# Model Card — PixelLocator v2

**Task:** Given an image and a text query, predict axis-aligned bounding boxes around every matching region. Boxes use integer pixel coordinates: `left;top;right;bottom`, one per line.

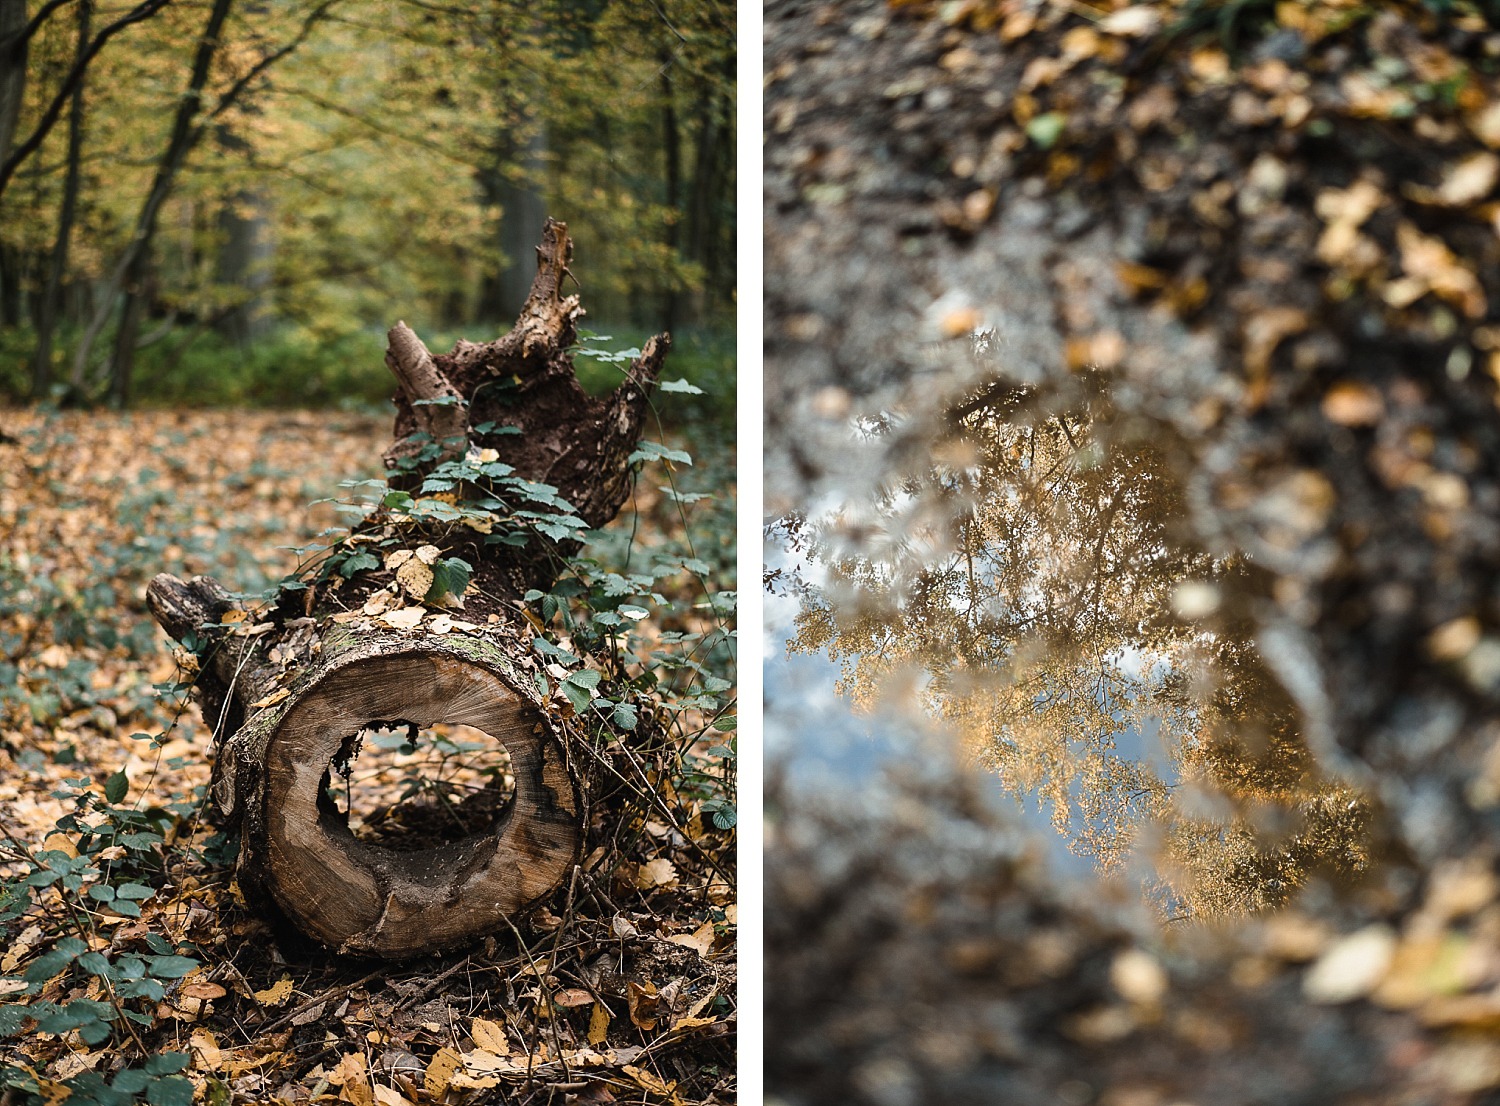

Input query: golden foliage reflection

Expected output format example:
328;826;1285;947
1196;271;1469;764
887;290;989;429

787;377;1371;920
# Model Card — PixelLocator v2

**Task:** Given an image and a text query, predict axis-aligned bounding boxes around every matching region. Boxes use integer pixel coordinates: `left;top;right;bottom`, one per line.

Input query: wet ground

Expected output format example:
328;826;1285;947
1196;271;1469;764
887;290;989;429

766;1;1500;1102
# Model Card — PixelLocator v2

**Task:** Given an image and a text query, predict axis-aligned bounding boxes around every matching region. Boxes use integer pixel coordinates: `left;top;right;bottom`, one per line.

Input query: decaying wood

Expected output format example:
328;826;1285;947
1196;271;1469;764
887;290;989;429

146;219;666;958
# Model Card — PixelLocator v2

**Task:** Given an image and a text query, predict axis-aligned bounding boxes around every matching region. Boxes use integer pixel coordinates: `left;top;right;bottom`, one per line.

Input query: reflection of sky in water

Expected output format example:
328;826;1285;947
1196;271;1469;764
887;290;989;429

767;385;1373;920
765;538;1097;878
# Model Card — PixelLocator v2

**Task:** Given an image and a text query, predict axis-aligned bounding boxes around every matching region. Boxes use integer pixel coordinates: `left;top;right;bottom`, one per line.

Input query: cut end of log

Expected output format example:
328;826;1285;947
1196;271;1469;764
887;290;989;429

237;638;581;958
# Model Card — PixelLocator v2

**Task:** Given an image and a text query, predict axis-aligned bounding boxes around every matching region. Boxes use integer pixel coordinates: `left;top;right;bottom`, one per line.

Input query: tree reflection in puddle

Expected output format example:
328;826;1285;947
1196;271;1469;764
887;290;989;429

782;373;1373;921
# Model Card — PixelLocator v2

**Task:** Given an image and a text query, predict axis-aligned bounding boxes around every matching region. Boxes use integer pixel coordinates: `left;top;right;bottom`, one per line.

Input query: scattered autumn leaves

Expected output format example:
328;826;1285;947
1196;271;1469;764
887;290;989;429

0;409;734;1105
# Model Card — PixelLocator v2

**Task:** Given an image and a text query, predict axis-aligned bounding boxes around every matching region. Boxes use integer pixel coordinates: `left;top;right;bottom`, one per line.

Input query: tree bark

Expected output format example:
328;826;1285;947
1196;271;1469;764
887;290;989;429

0;0;29;167
146;220;669;958
33;0;91;398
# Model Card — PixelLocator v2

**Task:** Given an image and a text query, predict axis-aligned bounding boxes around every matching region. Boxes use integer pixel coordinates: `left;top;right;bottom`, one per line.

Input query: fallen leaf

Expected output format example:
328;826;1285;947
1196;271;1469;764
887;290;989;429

1321;381;1385;427
1099;6;1160;36
1437;152;1500;207
627;981;661;1031
1110;949;1168;1005
1304;925;1397;1004
395;558;434;601
637;858;678;891
425;1048;461;1097
1430;617;1482;661
1396;222;1487;319
190;1028;222;1070
665;922;717;958
253;976;295;1006
554;988;594;1008
471;1016;509;1055
249;687;290;709
378;606;426;630
622;1064;678;1098
588;1002;610;1045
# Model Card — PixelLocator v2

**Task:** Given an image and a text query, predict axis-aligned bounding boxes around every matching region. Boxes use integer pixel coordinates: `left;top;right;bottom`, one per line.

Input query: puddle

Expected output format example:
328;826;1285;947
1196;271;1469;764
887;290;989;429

773;374;1377;921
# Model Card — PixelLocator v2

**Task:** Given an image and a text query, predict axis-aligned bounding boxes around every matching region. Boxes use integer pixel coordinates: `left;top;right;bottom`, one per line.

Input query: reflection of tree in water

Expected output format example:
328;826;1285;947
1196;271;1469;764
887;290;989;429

788;376;1370;919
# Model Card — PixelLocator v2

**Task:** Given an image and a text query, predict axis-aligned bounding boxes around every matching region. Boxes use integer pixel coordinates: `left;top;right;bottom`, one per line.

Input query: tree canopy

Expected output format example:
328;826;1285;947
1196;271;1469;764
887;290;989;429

0;0;734;405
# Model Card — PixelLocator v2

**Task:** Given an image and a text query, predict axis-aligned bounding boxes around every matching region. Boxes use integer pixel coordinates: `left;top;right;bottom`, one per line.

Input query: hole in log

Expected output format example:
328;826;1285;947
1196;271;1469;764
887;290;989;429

323;722;517;850
255;644;582;957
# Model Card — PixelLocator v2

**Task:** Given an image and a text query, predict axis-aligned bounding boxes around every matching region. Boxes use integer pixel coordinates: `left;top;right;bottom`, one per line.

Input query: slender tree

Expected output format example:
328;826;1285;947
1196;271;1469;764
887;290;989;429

31;0;90;398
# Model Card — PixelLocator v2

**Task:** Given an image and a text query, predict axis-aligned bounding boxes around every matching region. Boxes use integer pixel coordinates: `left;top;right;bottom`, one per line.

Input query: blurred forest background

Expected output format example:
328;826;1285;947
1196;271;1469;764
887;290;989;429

0;0;735;409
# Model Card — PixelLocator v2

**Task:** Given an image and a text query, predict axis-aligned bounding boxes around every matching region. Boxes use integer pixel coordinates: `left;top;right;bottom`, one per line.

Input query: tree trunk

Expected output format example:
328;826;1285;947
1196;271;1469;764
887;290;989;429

34;0;91;399
0;0;28;167
659;47;681;335
146;220;669;958
71;0;235;399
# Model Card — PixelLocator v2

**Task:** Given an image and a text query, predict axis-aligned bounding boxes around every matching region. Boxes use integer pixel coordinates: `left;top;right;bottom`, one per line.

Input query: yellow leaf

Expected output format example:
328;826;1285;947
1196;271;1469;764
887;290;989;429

253;976;295;1006
627;980;660;1030
424;1048;461;1097
395;558;434;600
623;1064;678;1097
249;688;290;709
378;606;426;630
1321;382;1384;427
588;1002;610;1045
669;1015;718;1033
665;921;716;957
40;833;77;858
636;858;678;891
190;1028;222;1070
471;1016;509;1055
219;609;248;624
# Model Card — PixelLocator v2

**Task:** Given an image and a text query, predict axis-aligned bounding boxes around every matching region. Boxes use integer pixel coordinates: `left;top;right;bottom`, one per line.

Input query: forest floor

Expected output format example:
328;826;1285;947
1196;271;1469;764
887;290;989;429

0;408;735;1106
766;1;1500;1104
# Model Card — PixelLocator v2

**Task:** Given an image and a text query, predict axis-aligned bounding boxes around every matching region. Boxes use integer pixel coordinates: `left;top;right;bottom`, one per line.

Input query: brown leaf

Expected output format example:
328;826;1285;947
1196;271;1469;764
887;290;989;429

1437;152;1500;207
627;981;661;1031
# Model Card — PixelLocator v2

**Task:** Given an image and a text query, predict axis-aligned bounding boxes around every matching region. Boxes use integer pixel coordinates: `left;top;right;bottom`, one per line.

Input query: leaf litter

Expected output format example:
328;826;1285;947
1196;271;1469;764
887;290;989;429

0;408;734;1105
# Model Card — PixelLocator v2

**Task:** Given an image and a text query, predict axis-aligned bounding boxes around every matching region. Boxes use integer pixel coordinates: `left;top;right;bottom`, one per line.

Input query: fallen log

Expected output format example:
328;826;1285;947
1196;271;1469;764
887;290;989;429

147;219;667;957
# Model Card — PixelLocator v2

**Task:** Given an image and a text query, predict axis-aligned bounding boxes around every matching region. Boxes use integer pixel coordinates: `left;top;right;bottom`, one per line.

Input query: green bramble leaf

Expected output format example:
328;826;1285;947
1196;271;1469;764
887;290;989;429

628;440;693;466
659;378;704;395
427;557;473;602
104;770;127;805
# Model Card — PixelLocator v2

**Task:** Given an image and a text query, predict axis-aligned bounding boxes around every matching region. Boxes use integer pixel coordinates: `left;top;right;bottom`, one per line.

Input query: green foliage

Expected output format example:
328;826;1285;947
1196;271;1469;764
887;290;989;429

0;0;735;404
0;769;201;1105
